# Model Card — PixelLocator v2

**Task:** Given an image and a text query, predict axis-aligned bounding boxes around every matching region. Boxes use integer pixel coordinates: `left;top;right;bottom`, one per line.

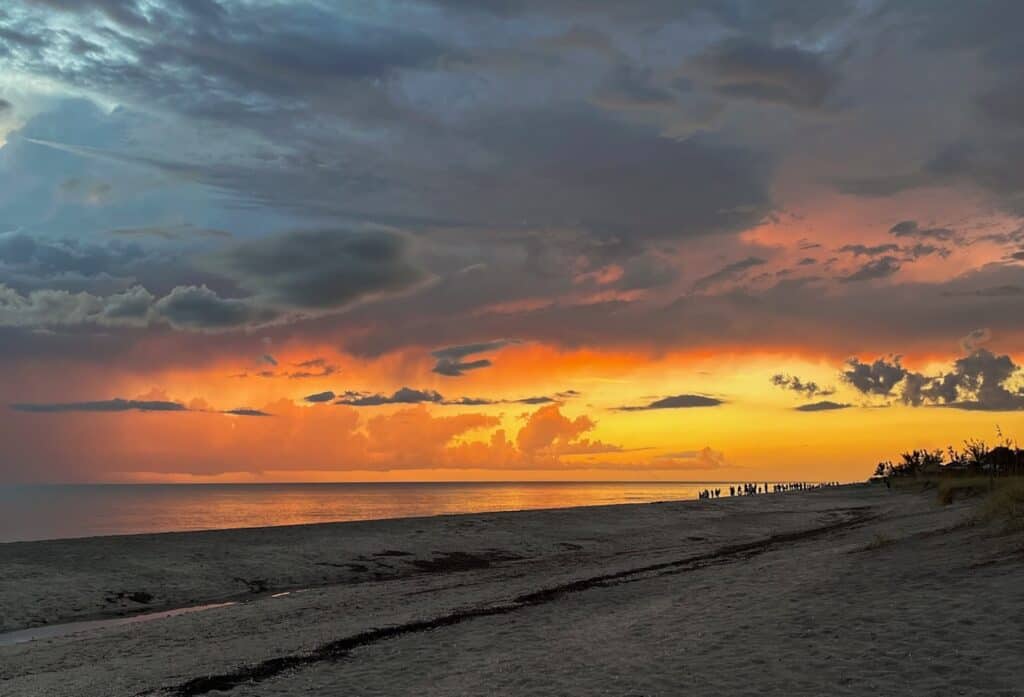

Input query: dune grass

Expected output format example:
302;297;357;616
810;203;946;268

976;479;1024;532
935;477;997;505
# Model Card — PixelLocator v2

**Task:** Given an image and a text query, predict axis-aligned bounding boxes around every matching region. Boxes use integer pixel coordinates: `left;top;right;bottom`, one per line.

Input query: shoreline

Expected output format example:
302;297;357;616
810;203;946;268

3;484;1022;696
0;485;859;636
0;484;857;633
0;479;837;545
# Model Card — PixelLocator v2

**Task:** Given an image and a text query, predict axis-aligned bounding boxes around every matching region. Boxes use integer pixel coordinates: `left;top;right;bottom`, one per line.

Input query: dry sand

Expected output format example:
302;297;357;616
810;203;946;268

1;484;1022;696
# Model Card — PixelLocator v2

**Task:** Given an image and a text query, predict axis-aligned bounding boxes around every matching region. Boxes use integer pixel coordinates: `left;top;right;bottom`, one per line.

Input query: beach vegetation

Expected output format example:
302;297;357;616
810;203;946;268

869;427;1024;527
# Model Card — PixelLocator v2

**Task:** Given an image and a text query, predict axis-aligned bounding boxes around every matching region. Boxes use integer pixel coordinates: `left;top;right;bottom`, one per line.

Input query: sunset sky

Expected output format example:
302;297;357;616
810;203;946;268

2;0;1024;483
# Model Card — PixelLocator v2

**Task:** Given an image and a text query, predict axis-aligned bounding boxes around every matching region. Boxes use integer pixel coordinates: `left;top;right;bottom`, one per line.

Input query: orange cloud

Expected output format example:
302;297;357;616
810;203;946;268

0;400;628;481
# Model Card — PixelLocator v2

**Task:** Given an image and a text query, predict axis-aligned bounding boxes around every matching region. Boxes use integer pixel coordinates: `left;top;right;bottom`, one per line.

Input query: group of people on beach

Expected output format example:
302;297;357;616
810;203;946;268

697;481;841;500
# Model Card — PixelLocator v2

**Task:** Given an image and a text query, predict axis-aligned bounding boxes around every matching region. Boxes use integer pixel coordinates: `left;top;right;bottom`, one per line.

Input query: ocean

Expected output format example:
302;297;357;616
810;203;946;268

0;481;747;542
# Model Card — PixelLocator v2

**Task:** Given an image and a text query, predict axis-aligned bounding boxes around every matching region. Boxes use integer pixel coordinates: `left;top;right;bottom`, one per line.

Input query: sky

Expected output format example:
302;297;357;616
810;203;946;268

2;0;1024;484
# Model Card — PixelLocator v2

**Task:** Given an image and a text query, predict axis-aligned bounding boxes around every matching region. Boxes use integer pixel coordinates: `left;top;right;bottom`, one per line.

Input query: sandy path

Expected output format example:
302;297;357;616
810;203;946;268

2;485;1022;696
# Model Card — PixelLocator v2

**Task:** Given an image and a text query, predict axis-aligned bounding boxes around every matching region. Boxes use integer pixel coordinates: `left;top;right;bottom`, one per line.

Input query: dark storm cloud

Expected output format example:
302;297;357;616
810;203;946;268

691;257;766;293
30;0;180;28
334;386;577;407
880;0;1024;62
303;391;336;403
10;398;186;413
839;142;1024;217
691;39;840;110
888;221;956;242
107;224;232;241
931;349;1024;411
0;284;155;328
960;328;991;353
842;348;1024;411
287;358;339;379
594;64;677;110
840;257;901;283
151;285;276;331
17;2;455;99
618;394;724;411
427;0;858;31
205;229;428;311
904;243;951;260
3;0;1024;373
794;400;849;412
830;3;1024;216
432;358;491;376
0;232;148;283
0;99;12;114
223;407;272;417
976;82;1024;129
837;243;899;257
514;396;555;405
941;285;1024;298
336;387;445;406
442;396;495;406
770;374;834;398
842;357;908;396
445;108;775;241
430;339;518;377
0;3;779;275
9;396;277;416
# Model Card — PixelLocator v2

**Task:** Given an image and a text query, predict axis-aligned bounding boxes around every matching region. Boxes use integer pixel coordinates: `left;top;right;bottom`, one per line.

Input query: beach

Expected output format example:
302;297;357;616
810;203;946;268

1;484;1022;696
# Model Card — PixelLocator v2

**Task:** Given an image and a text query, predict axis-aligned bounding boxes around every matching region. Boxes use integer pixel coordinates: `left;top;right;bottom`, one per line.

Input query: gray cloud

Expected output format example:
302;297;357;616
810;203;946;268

0;232;148;283
933;349;1024;411
770;373;834;398
303;390;336;403
941;284;1024;298
0;227;432;332
842;357;907;396
334;386;577;407
431;339;518;377
151;285;277;331
0;284;152;328
691;256;766;293
205;228;429;312
593;64;677;111
888;220;957;242
9;396;274;417
107;225;232;241
904;243;951;260
2;0;1024;381
223;408;272;417
794;400;850;412
840;257;901;283
691;39;840;110
844;349;1024;411
960;328;991;353
838;243;900;257
287;358;339;379
336;387;445;407
10;398;186;413
618;394;724;411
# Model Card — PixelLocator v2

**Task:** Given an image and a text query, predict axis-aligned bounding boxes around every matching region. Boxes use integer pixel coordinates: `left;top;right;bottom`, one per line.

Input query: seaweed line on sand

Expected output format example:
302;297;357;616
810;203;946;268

141;509;875;697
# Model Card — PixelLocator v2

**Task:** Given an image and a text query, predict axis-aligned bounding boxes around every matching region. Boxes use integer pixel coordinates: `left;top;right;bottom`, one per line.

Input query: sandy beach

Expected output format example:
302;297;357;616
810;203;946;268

1;484;1022;696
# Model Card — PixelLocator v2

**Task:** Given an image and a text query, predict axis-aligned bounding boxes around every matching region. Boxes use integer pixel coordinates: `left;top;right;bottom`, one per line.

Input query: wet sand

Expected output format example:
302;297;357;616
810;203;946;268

1;485;1022;696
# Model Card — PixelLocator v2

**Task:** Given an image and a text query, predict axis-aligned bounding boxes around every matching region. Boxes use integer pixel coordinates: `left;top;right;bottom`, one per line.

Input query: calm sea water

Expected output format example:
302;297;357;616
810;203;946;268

0;482;745;543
